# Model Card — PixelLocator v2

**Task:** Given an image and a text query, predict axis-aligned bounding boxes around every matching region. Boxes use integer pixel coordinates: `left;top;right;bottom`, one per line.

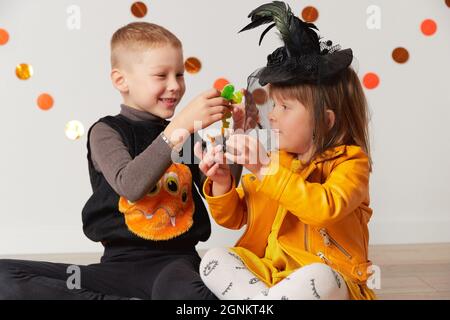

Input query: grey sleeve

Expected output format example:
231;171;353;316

89;122;173;202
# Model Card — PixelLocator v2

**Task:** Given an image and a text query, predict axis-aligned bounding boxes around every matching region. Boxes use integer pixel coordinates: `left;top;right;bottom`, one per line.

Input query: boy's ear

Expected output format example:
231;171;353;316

326;109;336;130
111;69;128;93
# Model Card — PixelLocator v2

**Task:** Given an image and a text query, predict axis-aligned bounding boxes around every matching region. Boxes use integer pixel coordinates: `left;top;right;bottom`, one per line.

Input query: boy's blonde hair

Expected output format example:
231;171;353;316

110;22;182;68
269;67;372;170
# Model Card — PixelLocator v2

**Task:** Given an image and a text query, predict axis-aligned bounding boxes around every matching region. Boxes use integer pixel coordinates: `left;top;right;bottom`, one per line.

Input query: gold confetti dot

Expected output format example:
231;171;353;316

392;47;409;64
302;6;319;22
185;57;202;74
15;63;33;80
131;2;147;18
65;120;85;140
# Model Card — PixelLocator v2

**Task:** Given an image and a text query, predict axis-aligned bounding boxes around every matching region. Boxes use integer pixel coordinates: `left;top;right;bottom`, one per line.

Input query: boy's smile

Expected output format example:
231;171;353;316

159;97;178;109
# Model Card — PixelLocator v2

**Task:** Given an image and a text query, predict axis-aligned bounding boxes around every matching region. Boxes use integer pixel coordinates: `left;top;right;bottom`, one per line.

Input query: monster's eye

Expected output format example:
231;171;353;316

181;186;188;204
164;173;179;195
148;180;162;196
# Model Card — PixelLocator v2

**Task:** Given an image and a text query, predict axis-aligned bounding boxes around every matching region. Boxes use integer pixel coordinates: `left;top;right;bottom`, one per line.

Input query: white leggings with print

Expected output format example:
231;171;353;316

200;248;349;300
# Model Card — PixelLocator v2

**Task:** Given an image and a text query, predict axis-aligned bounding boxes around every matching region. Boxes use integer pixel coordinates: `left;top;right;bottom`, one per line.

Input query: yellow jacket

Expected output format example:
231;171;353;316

203;145;376;300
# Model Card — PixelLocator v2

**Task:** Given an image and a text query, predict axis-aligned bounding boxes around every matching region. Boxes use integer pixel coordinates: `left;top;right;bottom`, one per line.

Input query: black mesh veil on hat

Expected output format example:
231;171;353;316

239;1;354;131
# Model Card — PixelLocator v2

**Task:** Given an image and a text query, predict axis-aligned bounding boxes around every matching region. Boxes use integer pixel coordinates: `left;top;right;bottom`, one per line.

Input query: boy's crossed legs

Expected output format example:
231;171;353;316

0;252;216;300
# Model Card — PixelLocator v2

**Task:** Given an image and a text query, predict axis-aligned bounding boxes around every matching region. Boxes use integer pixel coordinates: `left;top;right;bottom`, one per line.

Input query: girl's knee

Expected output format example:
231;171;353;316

304;263;349;300
288;263;349;300
199;248;226;280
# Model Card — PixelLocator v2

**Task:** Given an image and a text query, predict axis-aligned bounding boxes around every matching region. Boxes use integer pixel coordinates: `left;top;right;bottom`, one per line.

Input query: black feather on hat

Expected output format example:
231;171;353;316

239;1;353;86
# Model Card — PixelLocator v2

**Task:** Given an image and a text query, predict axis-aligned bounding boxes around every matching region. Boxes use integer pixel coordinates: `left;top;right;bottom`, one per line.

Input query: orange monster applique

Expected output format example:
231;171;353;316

118;163;195;241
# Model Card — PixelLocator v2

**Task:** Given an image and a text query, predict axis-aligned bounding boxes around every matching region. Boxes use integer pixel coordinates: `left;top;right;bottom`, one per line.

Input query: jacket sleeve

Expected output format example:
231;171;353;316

202;176;248;230
257;150;370;227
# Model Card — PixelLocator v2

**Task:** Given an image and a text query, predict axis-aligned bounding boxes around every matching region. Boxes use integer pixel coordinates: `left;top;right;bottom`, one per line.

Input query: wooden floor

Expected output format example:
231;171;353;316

368;243;450;300
1;243;449;300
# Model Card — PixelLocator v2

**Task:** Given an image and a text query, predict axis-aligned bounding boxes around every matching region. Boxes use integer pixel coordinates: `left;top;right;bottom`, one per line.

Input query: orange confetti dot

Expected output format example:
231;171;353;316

185;57;202;74
37;93;54;111
131;2;147;18
213;78;230;91
421;19;437;36
392;47;409;64
363;73;379;90
0;28;9;45
302;6;319;22
446;0;450;8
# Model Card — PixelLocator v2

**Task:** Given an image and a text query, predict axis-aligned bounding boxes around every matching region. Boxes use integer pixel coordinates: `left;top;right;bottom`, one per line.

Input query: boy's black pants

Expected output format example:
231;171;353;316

0;246;217;300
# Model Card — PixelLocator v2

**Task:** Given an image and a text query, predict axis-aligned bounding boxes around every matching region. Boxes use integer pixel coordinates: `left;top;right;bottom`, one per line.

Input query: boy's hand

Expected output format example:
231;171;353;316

224;134;270;181
165;89;230;136
194;141;232;196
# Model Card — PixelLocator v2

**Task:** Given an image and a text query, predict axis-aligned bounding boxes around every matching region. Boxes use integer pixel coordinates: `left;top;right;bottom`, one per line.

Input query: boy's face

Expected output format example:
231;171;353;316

118;45;186;119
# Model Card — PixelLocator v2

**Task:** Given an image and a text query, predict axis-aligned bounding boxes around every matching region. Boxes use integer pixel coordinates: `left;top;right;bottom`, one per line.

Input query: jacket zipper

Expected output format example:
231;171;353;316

319;228;352;259
317;251;332;264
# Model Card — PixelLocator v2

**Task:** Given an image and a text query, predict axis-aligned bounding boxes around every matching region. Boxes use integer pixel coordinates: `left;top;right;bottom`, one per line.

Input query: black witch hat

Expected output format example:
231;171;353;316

239;1;353;86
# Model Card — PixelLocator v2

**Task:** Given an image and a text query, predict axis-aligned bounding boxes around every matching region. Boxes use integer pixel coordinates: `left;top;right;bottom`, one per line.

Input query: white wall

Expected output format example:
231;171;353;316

0;0;449;254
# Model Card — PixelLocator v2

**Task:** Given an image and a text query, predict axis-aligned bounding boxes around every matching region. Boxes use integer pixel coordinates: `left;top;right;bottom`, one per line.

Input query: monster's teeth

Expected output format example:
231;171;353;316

145;214;154;220
170;216;176;227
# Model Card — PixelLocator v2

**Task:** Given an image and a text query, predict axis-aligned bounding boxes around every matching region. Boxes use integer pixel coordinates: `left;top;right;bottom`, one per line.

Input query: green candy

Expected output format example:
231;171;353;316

221;84;235;100
221;84;243;104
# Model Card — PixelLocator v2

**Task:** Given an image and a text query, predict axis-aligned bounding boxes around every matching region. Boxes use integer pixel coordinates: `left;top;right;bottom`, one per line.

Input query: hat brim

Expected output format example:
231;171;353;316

258;48;353;86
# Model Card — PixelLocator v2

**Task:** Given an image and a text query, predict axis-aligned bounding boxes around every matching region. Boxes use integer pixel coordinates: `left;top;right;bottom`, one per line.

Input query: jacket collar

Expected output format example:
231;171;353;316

276;145;347;172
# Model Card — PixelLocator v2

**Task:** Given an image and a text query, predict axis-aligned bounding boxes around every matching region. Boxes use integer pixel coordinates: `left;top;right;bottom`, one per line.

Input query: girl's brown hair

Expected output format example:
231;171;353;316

269;67;372;170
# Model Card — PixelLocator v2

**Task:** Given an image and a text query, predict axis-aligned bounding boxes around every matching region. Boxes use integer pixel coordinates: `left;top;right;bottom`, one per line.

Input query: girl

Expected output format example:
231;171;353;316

194;1;376;300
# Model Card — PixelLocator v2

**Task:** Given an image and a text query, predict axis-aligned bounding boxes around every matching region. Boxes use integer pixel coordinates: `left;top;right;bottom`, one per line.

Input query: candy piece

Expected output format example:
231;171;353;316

232;91;243;104
219;83;242;153
224;110;232;119
221;84;235;100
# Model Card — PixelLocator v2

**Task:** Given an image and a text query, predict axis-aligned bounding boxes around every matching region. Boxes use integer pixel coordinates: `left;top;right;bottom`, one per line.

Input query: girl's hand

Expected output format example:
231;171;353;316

231;89;260;132
231;89;246;131
194;141;232;195
231;102;245;132
224;134;270;181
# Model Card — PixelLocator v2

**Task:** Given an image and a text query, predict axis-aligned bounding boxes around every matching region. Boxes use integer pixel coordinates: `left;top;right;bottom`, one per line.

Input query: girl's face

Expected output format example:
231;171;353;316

268;96;315;157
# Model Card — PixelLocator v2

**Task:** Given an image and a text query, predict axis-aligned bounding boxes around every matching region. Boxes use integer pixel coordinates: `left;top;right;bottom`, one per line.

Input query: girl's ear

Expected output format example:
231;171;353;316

111;69;128;93
326;109;336;130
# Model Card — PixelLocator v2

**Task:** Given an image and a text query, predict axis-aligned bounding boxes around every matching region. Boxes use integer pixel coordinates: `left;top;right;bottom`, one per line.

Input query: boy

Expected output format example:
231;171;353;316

0;22;240;300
